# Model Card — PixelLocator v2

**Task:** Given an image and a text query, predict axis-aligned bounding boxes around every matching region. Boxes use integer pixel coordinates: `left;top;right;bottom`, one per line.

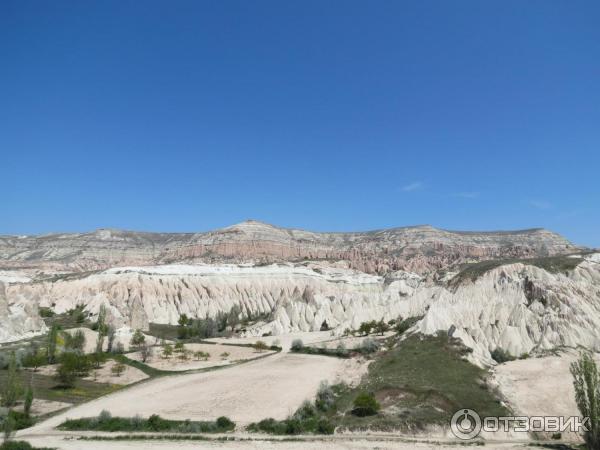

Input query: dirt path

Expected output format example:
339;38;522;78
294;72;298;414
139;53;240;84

17;432;550;450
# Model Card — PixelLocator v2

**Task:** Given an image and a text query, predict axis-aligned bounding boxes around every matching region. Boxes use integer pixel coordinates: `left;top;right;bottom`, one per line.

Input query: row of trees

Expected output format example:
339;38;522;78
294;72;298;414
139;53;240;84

176;305;244;339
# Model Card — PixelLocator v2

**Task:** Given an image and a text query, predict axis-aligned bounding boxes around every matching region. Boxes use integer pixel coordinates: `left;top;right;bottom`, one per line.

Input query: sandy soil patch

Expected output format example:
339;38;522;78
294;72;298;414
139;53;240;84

128;343;273;371
24;351;347;435
85;359;148;385
494;350;600;441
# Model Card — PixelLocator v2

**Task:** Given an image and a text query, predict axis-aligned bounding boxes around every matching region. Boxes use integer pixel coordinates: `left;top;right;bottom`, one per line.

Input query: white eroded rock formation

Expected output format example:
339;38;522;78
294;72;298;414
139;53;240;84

3;254;600;367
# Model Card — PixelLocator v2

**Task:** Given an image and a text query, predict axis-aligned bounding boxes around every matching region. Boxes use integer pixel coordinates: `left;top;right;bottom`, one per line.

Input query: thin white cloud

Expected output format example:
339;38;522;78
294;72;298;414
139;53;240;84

452;192;480;199
530;200;553;210
401;181;425;192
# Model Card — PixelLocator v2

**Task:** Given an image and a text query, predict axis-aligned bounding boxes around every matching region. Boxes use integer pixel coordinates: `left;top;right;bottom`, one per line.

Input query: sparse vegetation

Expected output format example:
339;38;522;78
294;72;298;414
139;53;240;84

59;411;235;433
451;254;584;286
491;348;515;364
328;333;508;431
253;341;268;353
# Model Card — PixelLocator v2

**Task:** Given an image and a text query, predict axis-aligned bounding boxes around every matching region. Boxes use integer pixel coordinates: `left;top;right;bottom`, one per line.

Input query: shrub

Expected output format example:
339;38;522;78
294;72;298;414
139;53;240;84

215;416;235;431
147;414;169;431
111;362;126;377
0;441;41;450
254;341;268;353
38;307;55;318
316;418;335;434
316;381;335;412
335;342;348;357
351;392;380;417
98;410;112;422
290;339;304;352
490;348;515;364
359;338;379;354
294;401;317;420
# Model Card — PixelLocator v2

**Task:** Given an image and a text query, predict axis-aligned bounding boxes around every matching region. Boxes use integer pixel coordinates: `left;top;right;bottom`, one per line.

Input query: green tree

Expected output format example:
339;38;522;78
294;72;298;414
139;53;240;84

571;352;600;450
357;321;374;336
111;362;126;377
373;320;390;336
55;352;89;388
130;329;146;350
23;387;33;418
162;344;173;359
106;325;116;353
47;325;59;364
64;329;86;352
254;341;268;353
0;353;22;407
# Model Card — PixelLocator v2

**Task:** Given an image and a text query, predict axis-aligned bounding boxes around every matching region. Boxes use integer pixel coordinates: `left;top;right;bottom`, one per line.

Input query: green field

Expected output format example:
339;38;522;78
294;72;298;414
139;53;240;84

0;370;121;405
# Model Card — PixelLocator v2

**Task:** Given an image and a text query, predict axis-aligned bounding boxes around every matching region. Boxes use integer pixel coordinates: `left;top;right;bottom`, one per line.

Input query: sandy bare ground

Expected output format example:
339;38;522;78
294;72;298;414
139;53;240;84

23;351;346;438
494;350;600;441
128;343;274;371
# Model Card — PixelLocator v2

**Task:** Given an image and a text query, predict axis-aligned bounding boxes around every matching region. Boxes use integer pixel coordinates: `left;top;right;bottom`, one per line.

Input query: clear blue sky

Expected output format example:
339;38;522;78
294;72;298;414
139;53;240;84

1;1;599;247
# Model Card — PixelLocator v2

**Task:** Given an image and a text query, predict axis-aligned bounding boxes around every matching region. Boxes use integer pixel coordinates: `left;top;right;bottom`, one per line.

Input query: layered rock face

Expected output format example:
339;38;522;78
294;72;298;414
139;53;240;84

417;254;600;364
0;221;576;275
6;264;426;336
4;254;600;367
0;282;46;343
2;221;595;365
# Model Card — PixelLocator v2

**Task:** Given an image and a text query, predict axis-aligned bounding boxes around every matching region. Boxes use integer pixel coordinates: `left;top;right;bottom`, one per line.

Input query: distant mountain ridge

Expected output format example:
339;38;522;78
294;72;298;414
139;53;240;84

0;220;578;275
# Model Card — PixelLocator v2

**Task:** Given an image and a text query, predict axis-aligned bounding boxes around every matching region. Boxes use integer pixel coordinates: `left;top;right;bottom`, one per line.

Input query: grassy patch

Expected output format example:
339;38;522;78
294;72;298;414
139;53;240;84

0;370;121;405
328;333;508;431
59;412;235;433
450;254;584;286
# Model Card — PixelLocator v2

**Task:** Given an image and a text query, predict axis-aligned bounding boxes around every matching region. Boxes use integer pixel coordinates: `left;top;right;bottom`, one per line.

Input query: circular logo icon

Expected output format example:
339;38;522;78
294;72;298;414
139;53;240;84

450;409;482;440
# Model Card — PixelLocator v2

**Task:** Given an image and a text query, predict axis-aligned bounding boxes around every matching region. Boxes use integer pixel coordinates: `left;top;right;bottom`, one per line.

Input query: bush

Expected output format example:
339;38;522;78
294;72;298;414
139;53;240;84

490;348;515;364
0;442;47;450
254;341;268;353
59;413;234;434
215;416;235;431
294;401;317;420
5;410;34;431
351;392;380;417
335;342;348;357
316;418;335;434
290;339;304;352
316;381;335;412
359;338;379;354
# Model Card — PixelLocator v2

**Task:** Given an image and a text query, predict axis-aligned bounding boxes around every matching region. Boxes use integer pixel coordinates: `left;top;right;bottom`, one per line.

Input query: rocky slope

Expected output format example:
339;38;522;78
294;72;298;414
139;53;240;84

2;221;595;365
0;220;576;275
4;254;600;368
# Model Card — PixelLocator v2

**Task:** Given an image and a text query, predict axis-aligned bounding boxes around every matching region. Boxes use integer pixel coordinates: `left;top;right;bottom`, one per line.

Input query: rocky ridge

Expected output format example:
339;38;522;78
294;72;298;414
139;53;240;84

0;220;576;275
